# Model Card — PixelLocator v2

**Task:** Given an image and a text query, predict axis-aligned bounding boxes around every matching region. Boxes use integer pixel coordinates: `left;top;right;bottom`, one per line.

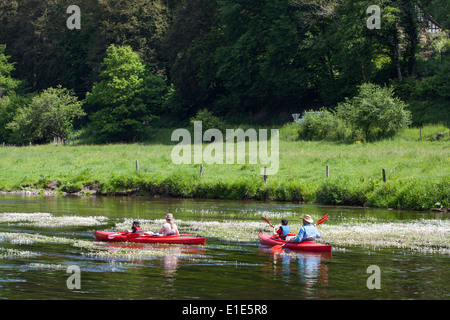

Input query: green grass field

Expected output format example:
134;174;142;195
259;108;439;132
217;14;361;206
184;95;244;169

0;125;449;211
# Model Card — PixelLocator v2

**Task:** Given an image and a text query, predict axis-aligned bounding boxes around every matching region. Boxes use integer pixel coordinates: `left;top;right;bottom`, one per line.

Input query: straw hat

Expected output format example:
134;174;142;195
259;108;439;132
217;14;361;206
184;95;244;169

302;214;313;224
165;213;174;220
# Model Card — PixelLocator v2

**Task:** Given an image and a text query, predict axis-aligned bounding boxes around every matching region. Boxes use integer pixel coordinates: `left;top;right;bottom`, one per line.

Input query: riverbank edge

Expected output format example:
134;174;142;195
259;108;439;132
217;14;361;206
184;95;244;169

1;176;448;213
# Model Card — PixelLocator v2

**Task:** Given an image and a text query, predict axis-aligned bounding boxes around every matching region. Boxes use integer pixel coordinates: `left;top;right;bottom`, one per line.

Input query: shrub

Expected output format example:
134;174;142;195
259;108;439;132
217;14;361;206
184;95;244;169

190;108;227;132
336;83;411;141
297;108;349;141
7;86;85;144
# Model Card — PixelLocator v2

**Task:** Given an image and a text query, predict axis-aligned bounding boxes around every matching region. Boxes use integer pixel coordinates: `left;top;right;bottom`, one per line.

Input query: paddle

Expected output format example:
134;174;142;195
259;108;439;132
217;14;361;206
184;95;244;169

270;214;329;253
260;216;275;229
315;213;328;226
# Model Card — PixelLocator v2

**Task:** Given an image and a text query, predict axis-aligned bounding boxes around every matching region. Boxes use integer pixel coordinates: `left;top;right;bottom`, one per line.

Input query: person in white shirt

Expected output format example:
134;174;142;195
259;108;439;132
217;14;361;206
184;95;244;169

159;213;179;236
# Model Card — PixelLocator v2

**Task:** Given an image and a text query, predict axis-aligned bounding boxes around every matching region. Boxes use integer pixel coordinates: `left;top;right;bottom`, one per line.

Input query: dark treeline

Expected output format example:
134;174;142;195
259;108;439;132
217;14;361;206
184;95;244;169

0;0;449;143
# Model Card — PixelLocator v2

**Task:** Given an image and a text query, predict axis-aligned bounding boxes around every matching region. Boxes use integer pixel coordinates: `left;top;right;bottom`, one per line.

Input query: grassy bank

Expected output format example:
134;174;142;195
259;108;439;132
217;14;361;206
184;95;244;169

0;125;449;211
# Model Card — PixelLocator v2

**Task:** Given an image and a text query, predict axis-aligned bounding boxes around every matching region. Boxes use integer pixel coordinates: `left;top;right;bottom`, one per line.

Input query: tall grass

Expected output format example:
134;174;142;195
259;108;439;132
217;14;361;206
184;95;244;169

0;125;448;210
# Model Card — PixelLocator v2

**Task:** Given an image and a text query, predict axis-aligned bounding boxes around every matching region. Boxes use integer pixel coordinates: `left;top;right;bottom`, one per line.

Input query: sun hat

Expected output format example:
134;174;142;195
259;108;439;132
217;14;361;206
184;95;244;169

302;214;313;224
165;213;174;220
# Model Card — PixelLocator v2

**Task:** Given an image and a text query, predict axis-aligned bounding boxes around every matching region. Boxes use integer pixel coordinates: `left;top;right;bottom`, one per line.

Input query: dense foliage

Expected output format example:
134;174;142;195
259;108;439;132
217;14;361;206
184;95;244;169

0;0;448;143
85;45;167;142
7;86;85;143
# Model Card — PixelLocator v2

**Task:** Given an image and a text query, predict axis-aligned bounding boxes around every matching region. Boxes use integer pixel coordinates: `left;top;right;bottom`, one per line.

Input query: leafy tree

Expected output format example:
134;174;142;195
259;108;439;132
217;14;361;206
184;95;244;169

336;83;411;141
162;0;221;117
0;44;22;96
0;44;26;143
7;86;85;143
214;0;307;118
85;45;167;142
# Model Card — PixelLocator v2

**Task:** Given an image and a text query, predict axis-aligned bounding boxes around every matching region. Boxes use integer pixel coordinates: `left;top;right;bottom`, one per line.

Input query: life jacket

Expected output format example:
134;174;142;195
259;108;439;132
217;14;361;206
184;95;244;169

133;226;143;233
280;225;290;236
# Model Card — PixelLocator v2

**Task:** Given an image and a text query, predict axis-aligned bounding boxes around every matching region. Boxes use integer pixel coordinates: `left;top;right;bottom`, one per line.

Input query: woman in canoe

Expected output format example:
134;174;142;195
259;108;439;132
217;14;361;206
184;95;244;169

159;213;179;236
293;215;321;242
273;218;290;240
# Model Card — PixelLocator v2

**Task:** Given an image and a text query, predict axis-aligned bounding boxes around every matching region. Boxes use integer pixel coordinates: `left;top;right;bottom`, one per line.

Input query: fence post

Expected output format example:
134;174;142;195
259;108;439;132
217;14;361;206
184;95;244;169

420;127;422;140
200;163;203;178
326;165;329;178
136;160;139;171
382;168;386;182
264;166;267;185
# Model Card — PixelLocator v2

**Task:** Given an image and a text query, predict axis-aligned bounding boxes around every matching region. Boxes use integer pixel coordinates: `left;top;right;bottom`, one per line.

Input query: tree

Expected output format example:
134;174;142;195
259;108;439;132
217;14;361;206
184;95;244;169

7;86;85;143
214;0;307;118
0;43;26;143
0;44;22;96
85;45;167;142
336;83;411;141
162;0;222;117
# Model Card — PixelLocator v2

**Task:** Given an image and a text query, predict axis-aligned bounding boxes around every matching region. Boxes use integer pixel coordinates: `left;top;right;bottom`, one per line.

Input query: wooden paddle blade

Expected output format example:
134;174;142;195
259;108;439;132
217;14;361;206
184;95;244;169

315;214;328;226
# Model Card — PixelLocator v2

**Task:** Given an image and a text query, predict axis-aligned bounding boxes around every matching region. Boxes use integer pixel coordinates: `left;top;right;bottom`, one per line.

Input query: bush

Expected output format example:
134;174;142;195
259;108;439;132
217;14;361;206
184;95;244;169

7;86;85;144
297;108;349;141
336;83;411;141
190;108;227;132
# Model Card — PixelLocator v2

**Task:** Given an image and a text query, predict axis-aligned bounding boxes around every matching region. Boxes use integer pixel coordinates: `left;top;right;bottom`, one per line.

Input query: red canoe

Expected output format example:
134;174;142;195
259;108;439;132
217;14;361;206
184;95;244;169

258;233;332;252
94;230;206;245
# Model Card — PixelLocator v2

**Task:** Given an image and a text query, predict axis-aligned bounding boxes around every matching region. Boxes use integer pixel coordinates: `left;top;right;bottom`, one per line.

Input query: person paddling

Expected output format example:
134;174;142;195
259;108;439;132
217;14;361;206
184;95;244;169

273;218;290;240
159;213;179;236
293;215;321;242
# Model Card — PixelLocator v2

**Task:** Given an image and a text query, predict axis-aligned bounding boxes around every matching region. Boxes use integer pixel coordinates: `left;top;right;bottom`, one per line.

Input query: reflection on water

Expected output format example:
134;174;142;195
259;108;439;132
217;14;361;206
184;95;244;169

259;246;332;297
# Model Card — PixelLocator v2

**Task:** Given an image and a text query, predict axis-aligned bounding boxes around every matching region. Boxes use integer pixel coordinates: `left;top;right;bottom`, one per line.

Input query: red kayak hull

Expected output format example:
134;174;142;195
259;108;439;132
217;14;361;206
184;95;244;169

94;230;205;245
258;233;332;252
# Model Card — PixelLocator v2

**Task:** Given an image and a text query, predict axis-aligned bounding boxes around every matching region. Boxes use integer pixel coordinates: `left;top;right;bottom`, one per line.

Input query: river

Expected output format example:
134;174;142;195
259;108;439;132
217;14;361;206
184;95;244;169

0;194;448;300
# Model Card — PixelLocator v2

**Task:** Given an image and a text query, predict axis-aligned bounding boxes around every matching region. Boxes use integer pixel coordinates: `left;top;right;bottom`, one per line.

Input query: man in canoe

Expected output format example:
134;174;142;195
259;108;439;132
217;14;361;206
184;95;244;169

293;215;321;243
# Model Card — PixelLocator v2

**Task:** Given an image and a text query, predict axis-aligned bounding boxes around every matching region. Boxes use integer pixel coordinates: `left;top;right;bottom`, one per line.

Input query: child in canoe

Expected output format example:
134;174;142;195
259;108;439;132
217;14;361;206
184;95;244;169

158;213;179;236
128;220;144;234
273;218;291;240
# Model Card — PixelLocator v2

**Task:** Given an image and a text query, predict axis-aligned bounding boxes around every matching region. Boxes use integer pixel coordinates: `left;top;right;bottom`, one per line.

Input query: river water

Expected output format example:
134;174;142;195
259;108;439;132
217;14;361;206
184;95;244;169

0;194;448;300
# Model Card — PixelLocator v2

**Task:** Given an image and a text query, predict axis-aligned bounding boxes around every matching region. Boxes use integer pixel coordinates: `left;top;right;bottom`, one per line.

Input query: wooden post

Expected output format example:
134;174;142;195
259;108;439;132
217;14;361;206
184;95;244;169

326;165;329;178
2;142;5;147
136;160;139;171
29;142;32;147
264;166;267;185
382;168;386;182
200;163;203;178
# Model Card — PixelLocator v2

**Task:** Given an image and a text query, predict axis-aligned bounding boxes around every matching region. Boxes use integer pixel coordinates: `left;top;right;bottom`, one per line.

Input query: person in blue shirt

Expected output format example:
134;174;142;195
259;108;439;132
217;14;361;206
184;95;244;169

294;215;321;242
273;218;290;240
